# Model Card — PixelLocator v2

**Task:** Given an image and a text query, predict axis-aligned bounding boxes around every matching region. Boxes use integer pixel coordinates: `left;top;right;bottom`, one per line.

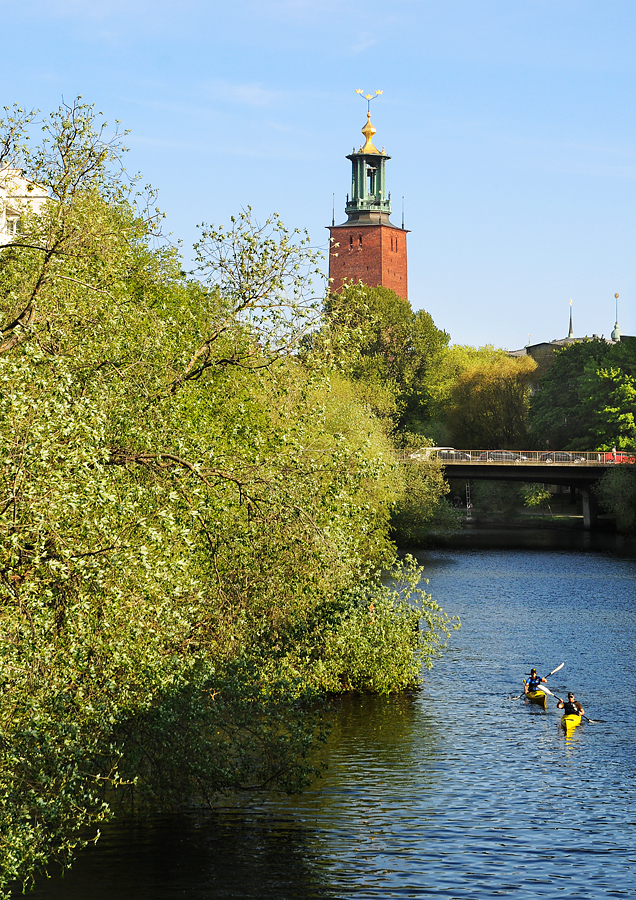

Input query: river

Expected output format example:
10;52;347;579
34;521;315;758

23;536;636;899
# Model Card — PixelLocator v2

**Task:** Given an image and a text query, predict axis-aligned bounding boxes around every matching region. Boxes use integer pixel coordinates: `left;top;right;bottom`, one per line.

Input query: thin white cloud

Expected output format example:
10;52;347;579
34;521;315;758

205;79;283;109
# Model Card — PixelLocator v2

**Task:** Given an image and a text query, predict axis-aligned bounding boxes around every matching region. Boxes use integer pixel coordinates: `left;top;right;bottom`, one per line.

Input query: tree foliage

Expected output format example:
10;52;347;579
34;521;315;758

418;344;514;445
595;452;636;533
529;338;636;451
444;354;537;448
306;283;455;538
0;101;457;895
313;283;449;430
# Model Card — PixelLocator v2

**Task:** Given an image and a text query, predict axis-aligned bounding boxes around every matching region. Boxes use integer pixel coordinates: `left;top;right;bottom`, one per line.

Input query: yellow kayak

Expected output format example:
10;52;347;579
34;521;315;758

525;688;547;709
561;713;582;732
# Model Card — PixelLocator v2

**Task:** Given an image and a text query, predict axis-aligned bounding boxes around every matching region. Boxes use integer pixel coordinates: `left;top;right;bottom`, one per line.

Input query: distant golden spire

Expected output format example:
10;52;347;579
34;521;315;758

355;89;383;154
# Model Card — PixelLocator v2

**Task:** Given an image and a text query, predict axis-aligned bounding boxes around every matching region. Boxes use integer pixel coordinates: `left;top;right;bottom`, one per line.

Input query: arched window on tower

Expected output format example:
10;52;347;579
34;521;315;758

366;164;376;196
358;235;362;249
349;235;353;250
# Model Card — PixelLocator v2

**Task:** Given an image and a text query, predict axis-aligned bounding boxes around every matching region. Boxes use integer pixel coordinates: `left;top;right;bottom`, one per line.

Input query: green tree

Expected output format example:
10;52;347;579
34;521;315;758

314;283;449;431
307;283;454;540
419;344;511;445
528;339;614;449
471;481;523;518
578;357;636;450
388;436;455;543
529;338;636;451
595;459;636;533
445;354;537;448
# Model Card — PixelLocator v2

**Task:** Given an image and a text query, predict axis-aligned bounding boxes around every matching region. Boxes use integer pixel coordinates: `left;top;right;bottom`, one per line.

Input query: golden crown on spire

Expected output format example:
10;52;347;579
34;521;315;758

355;89;383;154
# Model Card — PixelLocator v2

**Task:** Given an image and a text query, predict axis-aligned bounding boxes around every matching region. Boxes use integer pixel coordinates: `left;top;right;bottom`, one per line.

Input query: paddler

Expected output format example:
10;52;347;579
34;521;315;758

557;692;584;717
524;668;547;694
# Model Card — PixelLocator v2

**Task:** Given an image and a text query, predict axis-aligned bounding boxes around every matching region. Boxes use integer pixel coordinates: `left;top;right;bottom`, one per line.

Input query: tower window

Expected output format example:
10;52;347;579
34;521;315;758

366;165;376;196
349;235;353;250
358;235;362;248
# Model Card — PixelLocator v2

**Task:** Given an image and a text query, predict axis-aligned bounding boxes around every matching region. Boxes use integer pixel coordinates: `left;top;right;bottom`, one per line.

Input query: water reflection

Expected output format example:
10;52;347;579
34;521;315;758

426;523;636;556
25;811;340;900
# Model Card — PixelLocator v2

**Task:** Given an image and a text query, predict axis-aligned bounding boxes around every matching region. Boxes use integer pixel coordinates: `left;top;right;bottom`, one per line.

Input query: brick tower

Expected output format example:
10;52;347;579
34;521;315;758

329;103;408;299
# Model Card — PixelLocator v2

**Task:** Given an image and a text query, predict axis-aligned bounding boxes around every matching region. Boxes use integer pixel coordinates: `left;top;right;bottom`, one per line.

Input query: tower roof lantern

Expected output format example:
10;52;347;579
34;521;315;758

341;90;395;224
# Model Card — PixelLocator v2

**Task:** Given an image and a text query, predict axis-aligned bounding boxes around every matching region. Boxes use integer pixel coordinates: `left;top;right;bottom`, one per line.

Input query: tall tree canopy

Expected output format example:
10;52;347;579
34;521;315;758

0;101;456;896
418;344;514;445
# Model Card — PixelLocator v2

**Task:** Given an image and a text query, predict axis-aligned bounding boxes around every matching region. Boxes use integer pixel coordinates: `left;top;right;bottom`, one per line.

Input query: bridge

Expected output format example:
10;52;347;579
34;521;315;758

398;449;633;529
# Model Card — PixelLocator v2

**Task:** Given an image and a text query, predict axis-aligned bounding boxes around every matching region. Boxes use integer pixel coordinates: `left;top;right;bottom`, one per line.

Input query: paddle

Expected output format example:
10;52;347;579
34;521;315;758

508;682;529;701
507;662;565;700
539;685;606;724
524;662;565;678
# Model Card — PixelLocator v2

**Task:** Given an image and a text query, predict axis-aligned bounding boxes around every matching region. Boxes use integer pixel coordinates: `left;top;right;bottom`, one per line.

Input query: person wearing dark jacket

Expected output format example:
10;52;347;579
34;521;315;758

557;692;584;717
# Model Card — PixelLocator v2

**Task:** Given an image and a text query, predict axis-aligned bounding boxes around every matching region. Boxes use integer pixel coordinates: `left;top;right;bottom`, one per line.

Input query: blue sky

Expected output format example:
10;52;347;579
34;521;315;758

4;0;636;347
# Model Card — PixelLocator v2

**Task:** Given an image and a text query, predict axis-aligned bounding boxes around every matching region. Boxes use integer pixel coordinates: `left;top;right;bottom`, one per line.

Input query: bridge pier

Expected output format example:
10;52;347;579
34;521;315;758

579;487;598;530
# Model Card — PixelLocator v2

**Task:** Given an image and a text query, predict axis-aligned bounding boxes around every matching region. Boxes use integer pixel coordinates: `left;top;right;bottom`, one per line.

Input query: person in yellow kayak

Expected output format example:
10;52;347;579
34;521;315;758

557;692;584;717
524;668;547;694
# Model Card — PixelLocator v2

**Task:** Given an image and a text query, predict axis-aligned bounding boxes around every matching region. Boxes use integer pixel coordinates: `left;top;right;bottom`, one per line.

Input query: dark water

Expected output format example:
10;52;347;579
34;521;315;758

24;542;636;899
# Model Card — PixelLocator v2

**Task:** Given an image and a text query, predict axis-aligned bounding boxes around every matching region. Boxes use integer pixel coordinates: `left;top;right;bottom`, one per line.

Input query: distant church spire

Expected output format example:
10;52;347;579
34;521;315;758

611;293;621;342
568;299;574;338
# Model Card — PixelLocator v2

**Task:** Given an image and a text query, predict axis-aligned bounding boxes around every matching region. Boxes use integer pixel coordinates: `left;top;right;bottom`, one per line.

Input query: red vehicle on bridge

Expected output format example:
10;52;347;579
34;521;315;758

600;450;636;464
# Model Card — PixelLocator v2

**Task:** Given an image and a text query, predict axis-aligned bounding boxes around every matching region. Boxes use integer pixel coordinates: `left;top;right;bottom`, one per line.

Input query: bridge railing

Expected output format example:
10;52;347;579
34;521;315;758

395;449;632;466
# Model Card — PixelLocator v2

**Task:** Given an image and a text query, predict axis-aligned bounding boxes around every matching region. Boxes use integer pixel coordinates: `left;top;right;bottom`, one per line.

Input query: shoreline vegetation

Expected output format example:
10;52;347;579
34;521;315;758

2;100;635;896
0;101;457;897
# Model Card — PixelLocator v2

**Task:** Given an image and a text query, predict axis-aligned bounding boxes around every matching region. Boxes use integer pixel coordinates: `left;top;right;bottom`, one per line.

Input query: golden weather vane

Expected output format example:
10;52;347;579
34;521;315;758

355;88;383;113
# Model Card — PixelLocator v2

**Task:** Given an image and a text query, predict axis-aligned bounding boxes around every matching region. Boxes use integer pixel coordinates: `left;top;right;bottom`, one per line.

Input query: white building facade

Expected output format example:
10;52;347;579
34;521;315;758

0;166;49;245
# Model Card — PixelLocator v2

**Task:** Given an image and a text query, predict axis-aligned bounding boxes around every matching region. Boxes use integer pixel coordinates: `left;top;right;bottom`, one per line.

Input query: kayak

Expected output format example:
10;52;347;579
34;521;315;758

525;689;548;710
561;713;582;733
